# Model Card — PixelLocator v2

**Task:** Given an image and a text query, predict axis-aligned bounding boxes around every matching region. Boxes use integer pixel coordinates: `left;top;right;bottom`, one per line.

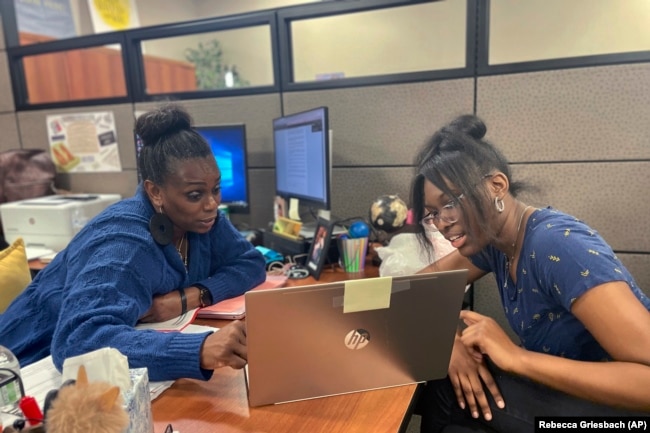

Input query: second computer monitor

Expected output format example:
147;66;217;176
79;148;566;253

195;124;249;214
273;106;330;211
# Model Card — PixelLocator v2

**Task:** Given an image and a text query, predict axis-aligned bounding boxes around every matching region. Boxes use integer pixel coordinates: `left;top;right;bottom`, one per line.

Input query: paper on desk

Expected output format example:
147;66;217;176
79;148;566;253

21;356;171;407
21;325;218;406
25;246;57;261
135;308;199;332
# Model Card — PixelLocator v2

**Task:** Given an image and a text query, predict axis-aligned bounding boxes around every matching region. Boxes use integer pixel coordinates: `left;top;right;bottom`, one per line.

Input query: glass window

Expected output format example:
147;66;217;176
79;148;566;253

141;25;274;94
22;45;127;104
290;0;467;82
13;0;319;46
489;0;650;65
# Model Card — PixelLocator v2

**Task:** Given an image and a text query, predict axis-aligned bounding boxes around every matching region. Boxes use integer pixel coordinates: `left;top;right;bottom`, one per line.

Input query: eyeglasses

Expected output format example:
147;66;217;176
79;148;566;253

420;194;464;230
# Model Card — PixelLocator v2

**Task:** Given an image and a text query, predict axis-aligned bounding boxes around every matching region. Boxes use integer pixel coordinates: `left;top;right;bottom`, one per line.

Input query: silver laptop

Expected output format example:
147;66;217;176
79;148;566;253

244;270;468;407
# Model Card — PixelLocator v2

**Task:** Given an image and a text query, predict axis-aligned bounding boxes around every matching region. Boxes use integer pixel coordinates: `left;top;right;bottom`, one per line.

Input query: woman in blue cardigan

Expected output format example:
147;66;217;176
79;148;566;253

0;103;266;382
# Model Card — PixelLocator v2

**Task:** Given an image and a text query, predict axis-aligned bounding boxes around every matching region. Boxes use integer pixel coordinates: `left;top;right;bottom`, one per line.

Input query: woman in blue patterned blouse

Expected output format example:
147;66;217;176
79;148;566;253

412;114;650;432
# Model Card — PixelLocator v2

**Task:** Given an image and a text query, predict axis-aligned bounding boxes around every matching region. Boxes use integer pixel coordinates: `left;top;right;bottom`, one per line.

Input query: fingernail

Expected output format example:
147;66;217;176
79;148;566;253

472;411;479;419
484;413;492;421
497;400;505;409
459;401;465;409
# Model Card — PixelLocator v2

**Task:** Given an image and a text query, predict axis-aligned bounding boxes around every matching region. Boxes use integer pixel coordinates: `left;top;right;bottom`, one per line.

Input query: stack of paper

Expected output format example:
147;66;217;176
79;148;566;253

197;274;288;319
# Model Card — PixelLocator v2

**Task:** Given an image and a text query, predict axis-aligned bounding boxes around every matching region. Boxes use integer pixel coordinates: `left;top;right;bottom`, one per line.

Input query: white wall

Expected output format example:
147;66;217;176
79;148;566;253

490;0;650;64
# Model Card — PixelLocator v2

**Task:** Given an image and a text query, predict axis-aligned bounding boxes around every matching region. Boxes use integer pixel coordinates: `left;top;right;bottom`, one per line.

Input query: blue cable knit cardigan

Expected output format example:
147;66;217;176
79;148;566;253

0;186;266;381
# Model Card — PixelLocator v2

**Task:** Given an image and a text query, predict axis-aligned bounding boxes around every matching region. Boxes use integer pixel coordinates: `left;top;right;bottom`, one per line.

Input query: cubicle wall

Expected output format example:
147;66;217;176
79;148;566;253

1;2;649;329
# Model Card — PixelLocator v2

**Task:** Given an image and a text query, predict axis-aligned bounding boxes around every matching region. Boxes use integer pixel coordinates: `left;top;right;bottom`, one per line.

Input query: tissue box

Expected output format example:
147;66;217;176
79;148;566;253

124;368;154;433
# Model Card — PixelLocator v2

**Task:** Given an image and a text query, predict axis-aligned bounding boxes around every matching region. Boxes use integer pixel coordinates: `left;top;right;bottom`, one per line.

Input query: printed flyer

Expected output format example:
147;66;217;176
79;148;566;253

47;112;122;173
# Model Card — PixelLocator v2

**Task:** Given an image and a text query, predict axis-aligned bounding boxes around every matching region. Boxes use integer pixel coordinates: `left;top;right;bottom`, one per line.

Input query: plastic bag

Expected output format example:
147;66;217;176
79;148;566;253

376;231;456;277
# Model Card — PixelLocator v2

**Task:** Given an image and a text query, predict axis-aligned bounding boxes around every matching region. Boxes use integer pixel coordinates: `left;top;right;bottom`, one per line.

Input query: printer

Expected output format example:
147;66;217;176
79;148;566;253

0;194;121;251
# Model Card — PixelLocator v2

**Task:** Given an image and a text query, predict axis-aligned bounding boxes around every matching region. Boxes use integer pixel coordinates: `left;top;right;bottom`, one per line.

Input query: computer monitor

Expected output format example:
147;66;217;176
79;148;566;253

195;124;250;214
135;124;250;214
273;106;330;213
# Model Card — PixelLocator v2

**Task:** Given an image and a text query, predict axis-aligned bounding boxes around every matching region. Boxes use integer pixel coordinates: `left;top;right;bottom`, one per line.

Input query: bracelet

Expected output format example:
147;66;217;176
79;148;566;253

179;288;187;315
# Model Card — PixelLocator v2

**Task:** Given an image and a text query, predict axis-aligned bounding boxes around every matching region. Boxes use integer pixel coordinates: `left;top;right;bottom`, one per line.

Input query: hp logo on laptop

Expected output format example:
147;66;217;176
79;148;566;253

345;329;370;350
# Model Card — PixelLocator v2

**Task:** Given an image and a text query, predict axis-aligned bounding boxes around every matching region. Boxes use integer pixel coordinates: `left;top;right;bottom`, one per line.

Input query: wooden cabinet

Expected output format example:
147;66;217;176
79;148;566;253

143;55;197;94
19;33;196;104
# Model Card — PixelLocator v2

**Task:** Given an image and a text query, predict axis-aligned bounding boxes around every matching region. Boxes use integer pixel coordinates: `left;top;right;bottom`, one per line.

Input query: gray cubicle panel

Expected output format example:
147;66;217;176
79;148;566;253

0;53;14;113
477;63;650;163
0;113;20;152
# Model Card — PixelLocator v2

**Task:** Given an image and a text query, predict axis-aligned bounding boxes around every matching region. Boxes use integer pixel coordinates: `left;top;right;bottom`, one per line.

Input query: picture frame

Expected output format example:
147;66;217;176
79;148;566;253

305;217;334;280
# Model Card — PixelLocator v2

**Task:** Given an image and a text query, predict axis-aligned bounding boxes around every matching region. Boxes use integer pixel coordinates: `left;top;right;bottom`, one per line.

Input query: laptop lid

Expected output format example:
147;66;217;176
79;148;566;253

244;270;468;407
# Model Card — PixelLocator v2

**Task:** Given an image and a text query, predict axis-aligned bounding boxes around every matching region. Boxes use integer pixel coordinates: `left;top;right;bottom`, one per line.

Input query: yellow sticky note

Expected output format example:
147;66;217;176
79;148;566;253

343;276;392;313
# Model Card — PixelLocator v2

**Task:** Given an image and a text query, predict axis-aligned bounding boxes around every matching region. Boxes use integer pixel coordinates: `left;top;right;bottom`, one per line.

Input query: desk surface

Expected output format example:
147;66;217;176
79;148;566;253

152;262;419;433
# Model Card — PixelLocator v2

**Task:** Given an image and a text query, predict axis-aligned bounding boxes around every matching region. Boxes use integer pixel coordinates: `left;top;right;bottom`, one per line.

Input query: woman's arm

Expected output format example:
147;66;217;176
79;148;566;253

419;249;497;418
461;281;650;411
417;249;487;284
195;219;266;304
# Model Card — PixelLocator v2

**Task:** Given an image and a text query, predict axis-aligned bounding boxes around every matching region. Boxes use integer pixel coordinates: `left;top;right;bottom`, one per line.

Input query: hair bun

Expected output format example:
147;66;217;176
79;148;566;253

447;114;487;140
135;103;193;146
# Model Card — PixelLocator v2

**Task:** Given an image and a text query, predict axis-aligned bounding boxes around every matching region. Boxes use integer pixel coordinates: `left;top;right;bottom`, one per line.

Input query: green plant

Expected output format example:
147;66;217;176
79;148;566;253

184;39;250;90
184;39;225;90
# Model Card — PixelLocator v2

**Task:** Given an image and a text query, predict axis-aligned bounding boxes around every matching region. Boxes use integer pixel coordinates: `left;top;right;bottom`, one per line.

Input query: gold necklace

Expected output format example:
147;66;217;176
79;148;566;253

176;233;188;269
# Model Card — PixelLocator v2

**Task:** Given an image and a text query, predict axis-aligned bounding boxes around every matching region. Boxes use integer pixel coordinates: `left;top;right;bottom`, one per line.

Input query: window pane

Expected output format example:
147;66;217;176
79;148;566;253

141;26;274;94
23;46;127;104
291;0;466;82
489;0;650;65
13;0;318;46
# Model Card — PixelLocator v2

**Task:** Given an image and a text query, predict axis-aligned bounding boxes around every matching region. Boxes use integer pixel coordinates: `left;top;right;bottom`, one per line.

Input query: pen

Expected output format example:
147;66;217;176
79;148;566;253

19;395;44;426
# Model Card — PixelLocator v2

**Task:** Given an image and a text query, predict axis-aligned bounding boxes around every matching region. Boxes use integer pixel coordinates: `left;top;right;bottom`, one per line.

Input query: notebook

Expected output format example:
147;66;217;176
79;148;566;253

196;274;288;320
244;270;468;407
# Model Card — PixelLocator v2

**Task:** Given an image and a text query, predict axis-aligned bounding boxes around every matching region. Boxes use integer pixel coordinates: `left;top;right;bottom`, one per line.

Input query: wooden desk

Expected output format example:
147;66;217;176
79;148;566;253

152;262;419;433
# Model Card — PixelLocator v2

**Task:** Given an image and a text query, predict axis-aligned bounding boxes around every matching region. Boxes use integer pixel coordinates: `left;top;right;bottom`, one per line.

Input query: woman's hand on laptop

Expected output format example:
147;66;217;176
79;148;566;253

200;320;248;370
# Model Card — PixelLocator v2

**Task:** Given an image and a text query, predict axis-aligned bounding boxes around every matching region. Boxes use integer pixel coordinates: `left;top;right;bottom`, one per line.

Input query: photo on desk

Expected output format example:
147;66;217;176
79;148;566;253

306;217;334;280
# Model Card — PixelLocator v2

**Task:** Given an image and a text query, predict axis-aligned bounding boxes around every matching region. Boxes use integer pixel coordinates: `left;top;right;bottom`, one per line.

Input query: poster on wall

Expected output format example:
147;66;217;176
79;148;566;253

47;112;122;173
14;0;77;40
87;0;141;33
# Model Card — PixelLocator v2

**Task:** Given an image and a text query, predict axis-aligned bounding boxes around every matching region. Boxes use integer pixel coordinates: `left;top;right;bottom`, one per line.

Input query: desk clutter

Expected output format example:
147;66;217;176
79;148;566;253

1;348;153;433
261;217;372;279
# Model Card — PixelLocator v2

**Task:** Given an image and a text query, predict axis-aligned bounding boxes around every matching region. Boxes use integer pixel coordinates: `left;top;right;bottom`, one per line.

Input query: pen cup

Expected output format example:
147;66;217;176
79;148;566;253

337;236;368;273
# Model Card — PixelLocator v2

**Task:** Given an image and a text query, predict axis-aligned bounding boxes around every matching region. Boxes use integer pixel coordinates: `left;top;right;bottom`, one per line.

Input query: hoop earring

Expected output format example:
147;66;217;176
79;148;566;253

494;197;505;213
149;206;173;245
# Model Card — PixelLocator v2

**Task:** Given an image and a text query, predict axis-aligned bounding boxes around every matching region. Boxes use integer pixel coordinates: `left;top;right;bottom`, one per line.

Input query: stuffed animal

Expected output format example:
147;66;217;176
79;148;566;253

2;366;129;433
3;366;129;433
46;365;129;433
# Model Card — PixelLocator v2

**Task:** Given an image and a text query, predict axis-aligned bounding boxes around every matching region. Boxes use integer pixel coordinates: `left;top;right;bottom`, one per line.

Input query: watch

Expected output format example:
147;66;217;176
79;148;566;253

199;287;212;308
